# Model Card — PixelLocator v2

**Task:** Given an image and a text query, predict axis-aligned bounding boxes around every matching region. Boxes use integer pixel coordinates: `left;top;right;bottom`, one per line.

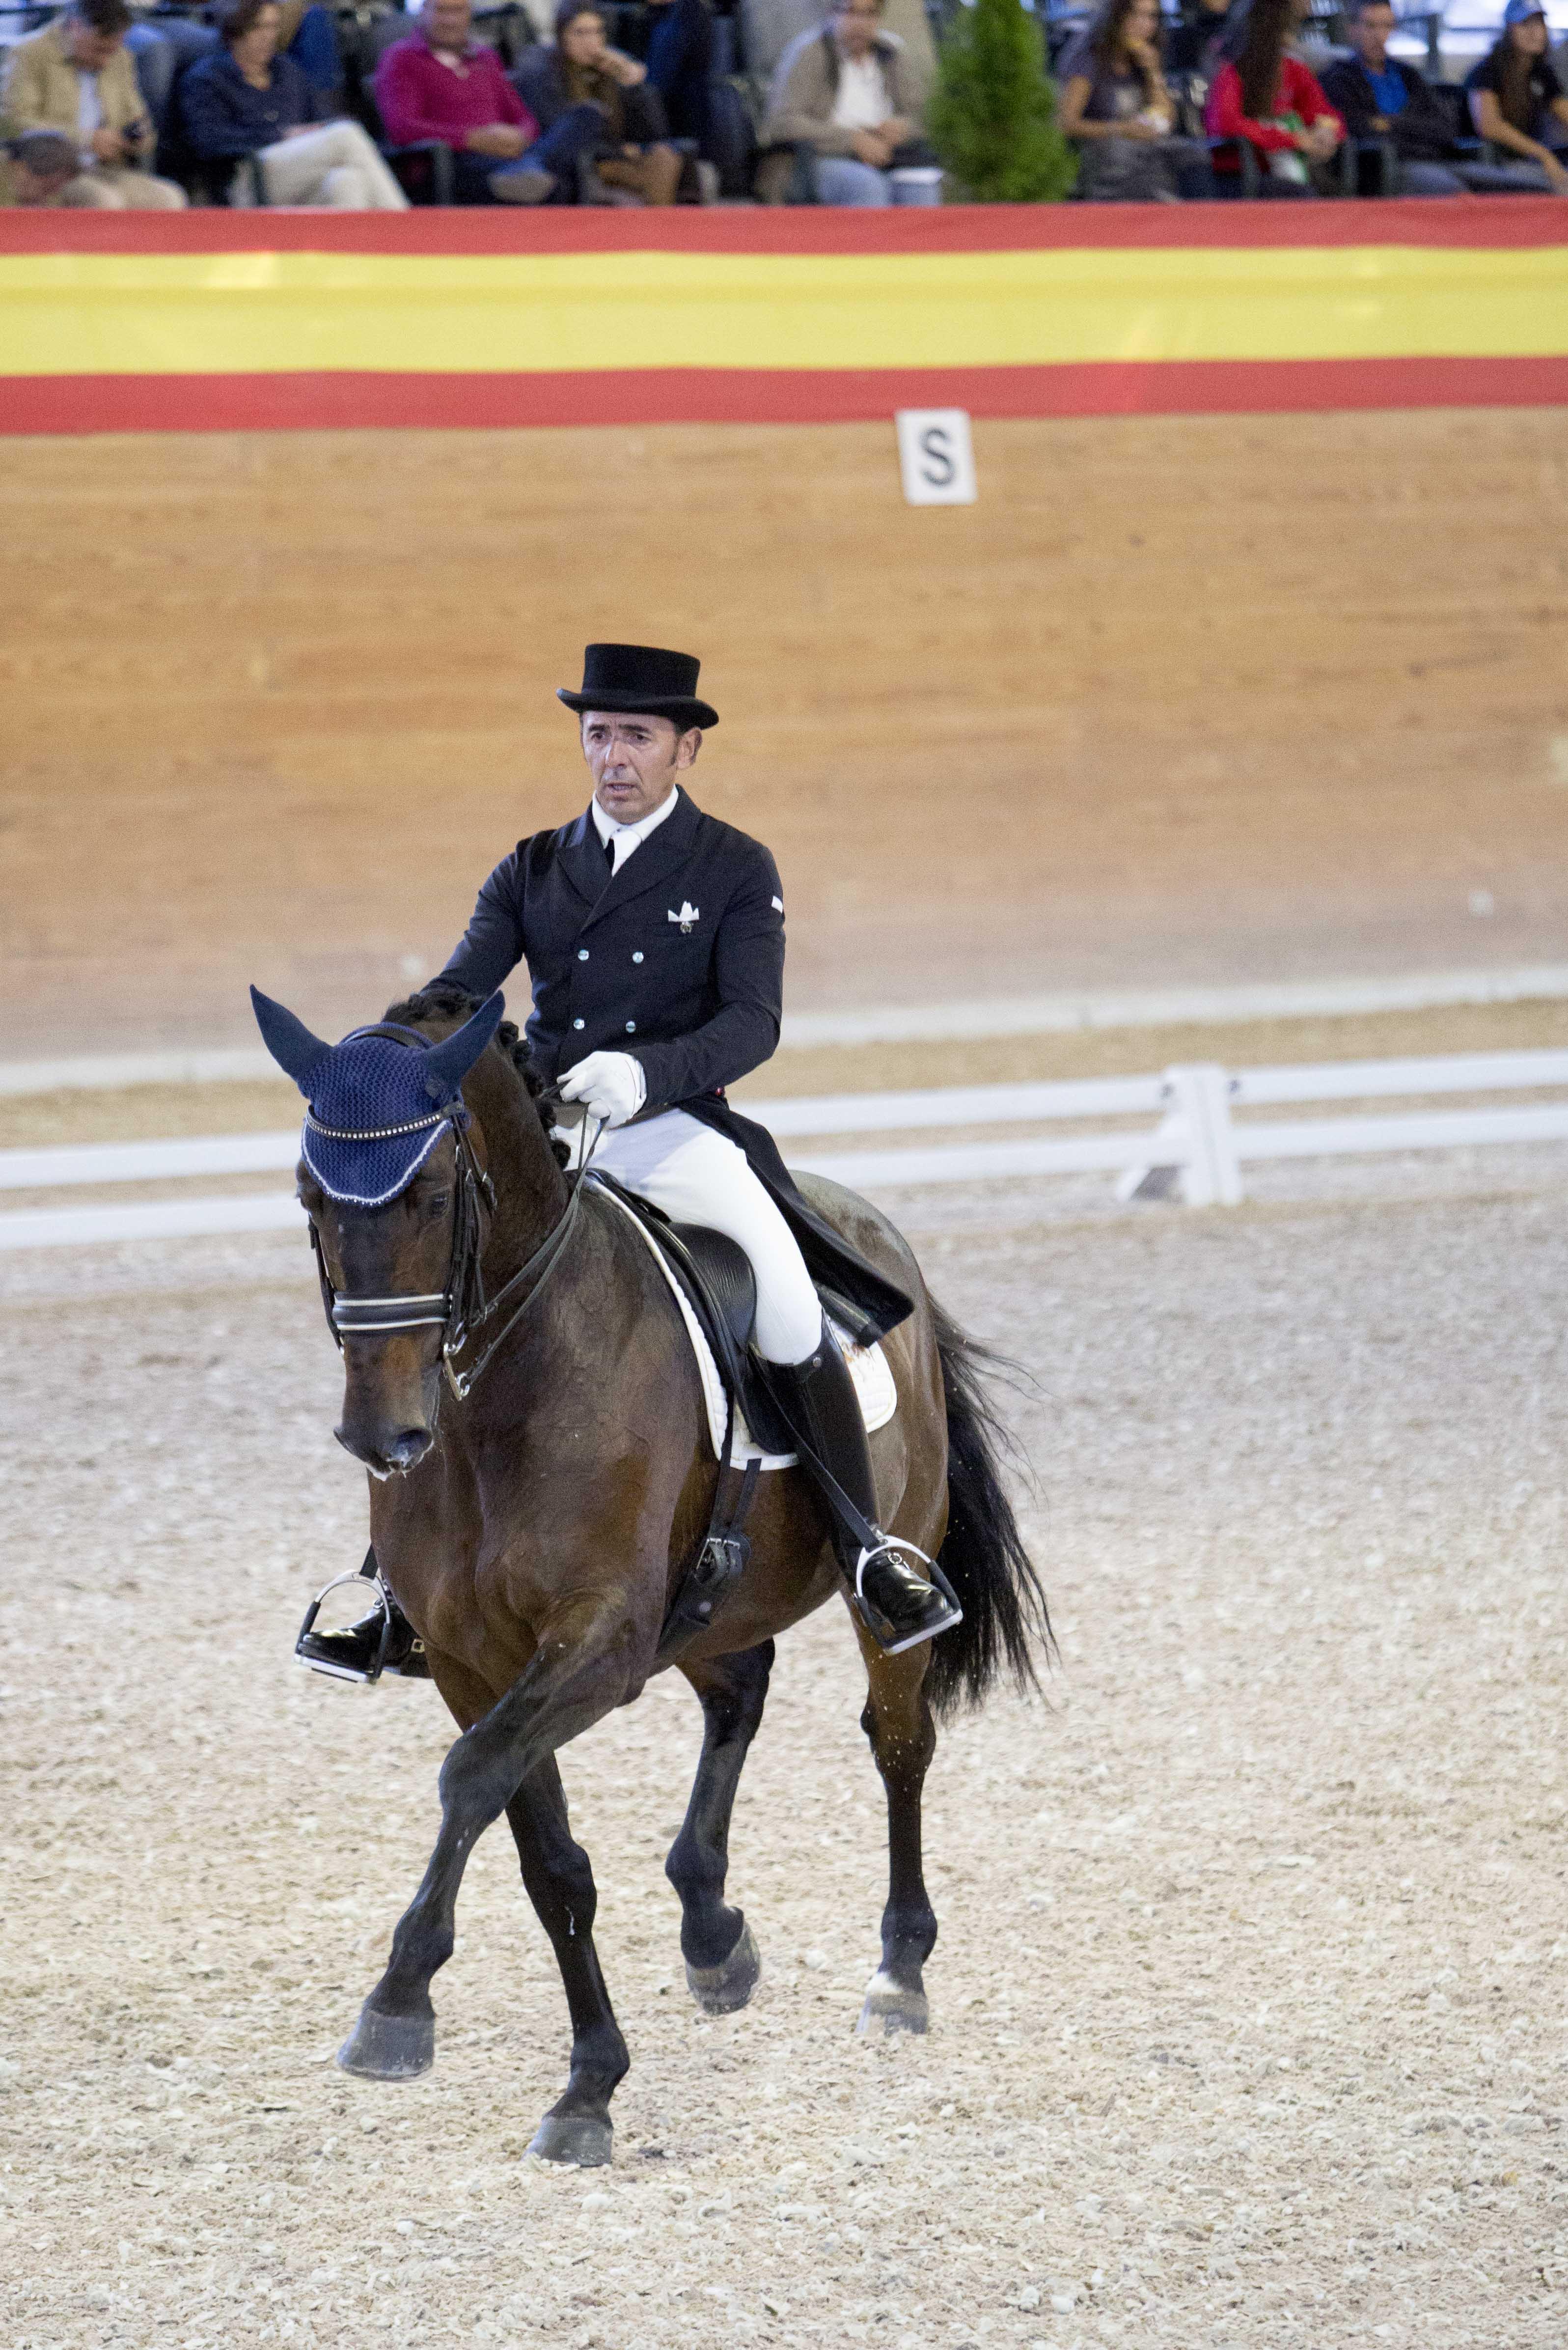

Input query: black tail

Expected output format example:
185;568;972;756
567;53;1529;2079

924;1297;1051;1720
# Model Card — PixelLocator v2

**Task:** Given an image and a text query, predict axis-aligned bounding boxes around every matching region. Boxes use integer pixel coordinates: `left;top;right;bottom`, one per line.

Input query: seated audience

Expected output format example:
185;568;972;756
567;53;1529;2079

763;0;931;205
0;127;80;204
375;0;604;203
264;0;343;101
1167;0;1235;79
0;0;186;208
515;4;692;205
1204;0;1345;193
1465;0;1568;195
642;0;715;150
1058;0;1212;200
182;0;409;207
1322;0;1545;193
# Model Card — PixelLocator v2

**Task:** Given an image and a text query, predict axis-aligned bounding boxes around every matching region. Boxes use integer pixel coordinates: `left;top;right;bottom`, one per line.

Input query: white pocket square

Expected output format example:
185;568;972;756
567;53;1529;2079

669;902;700;933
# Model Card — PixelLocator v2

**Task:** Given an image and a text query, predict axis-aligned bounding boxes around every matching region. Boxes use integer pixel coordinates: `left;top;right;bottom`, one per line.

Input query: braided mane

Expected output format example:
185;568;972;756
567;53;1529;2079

383;980;569;1167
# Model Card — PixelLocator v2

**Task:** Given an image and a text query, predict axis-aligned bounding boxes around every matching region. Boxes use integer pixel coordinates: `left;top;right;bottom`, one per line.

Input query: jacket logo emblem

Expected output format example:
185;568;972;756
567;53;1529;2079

669;902;700;934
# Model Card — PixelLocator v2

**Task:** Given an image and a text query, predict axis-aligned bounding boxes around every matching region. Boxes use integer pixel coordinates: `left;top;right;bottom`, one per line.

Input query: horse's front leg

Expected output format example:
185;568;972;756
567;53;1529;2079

337;1595;642;2086
665;1640;774;2013
503;1757;628;2166
857;1634;938;2035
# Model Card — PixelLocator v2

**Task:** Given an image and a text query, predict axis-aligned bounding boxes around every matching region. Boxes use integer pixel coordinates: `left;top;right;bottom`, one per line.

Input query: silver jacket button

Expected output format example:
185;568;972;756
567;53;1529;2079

573;1017;585;1031
625;1021;636;1033
578;949;589;961
632;951;644;964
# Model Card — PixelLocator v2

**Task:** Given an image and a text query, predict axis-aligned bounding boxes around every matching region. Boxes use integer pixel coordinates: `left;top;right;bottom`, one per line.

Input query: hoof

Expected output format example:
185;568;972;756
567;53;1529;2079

856;1970;929;2037
336;2002;434;2080
527;2112;613;2167
686;1918;761;2016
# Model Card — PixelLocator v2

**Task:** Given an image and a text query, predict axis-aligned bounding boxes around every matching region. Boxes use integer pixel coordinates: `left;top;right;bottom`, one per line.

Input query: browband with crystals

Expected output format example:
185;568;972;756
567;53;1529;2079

305;1109;448;1142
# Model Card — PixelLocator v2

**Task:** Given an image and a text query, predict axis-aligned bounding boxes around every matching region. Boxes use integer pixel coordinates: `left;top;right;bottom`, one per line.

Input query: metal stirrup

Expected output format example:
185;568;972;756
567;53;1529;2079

853;1533;937;1604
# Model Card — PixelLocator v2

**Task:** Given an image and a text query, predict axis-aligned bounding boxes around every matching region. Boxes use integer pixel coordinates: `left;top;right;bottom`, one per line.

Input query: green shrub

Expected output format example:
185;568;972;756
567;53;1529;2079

927;0;1079;203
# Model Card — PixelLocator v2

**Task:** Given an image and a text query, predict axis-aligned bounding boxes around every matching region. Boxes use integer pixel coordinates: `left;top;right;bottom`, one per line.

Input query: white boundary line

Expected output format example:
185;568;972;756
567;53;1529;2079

7;965;1568;1095
9;1048;1568;1249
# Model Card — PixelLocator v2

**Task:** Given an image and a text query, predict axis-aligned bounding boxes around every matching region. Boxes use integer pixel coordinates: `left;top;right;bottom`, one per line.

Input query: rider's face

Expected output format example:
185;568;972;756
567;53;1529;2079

580;711;699;824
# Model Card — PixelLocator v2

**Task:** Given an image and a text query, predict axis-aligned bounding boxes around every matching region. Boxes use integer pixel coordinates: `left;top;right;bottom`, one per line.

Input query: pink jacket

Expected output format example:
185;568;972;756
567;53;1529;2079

1205;56;1345;155
374;32;538;150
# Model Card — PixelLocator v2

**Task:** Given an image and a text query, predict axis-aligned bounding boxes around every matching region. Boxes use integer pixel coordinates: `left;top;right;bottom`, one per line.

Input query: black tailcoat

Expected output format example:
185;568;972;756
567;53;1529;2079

441;788;913;1341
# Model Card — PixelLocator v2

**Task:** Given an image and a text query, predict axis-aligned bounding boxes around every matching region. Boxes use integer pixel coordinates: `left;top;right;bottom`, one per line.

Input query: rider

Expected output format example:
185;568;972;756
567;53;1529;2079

302;642;960;1680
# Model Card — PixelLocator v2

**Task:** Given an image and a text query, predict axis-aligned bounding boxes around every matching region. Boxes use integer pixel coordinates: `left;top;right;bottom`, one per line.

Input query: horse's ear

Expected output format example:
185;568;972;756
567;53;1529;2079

419;990;506;1101
249;985;332;1096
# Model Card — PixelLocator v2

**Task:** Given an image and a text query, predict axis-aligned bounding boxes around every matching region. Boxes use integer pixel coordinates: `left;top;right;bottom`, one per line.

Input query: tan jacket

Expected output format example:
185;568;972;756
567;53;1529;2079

763;27;926;156
0;20;150;150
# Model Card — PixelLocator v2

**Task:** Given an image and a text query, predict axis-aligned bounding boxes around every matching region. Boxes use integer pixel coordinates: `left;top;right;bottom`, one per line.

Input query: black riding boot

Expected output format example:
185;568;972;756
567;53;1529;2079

768;1322;962;1655
295;1547;430;1684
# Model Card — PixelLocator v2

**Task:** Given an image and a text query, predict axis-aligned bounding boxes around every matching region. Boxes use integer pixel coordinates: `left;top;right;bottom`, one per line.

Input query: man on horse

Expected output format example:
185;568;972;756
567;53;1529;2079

303;642;960;1680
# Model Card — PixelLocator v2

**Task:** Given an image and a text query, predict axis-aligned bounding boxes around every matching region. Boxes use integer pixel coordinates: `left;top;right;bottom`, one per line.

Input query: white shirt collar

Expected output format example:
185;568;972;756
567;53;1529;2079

590;783;682;874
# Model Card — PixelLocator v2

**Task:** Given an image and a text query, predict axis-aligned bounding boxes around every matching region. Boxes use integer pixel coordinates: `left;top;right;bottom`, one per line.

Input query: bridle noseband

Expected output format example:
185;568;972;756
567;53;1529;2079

306;1025;596;1403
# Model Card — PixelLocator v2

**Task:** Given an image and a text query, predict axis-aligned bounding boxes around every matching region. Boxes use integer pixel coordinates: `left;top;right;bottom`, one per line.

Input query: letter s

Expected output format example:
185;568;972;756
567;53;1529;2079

918;426;956;488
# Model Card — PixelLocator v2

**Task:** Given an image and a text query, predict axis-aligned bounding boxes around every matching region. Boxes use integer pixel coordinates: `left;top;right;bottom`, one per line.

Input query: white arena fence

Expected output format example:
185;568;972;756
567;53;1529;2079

4;1049;1568;1251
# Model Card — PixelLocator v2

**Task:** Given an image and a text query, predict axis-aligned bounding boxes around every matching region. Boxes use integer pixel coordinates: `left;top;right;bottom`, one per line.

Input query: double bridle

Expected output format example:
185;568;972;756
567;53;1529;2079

306;1026;597;1404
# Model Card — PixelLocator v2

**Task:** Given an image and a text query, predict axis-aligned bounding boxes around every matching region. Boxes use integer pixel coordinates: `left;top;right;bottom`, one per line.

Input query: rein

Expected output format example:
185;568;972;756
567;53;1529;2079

307;1039;601;1403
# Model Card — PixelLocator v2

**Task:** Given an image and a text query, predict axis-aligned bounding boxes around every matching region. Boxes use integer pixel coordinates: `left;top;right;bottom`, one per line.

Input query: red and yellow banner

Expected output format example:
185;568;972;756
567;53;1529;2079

2;200;1565;434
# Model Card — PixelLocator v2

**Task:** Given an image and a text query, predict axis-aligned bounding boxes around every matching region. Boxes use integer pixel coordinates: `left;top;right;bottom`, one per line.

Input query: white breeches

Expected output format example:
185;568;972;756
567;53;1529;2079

587;1109;823;1365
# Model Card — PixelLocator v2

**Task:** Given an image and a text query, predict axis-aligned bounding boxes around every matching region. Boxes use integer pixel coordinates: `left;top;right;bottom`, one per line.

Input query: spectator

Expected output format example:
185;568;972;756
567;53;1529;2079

515;4;691;204
643;0;715;149
0;0;186;208
1204;0;1344;193
1322;0;1545;194
0;127;79;204
181;0;409;208
1058;0;1212;200
375;0;604;203
1465;0;1568;195
763;0;931;205
1167;0;1235;80
265;0;343;101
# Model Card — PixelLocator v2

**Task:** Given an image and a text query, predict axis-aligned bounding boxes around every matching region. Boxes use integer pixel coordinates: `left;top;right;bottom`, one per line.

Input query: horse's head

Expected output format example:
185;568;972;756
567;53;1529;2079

251;983;506;1478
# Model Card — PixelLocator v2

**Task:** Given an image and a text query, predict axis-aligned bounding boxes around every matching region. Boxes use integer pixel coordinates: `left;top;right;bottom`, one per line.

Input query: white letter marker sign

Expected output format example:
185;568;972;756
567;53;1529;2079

894;409;977;506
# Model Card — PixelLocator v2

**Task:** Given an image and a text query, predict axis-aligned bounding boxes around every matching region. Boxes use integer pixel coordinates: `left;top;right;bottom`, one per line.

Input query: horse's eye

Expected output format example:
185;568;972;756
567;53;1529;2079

426;1190;451;1215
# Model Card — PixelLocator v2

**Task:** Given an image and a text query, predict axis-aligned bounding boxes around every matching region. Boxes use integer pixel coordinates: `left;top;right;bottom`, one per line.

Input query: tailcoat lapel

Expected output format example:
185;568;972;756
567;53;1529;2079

578;789;703;934
556;809;611;915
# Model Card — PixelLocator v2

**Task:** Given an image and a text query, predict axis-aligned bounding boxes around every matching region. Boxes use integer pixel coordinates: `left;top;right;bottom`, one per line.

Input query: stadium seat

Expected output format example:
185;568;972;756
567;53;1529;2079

1425;77;1506;170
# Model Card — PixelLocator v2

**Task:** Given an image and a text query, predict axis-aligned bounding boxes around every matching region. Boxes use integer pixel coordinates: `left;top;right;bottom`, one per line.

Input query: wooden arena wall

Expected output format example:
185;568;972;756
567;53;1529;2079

2;208;1567;1056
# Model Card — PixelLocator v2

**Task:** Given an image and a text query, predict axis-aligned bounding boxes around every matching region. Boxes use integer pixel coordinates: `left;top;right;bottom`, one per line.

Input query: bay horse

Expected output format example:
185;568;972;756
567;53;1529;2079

272;980;1047;2166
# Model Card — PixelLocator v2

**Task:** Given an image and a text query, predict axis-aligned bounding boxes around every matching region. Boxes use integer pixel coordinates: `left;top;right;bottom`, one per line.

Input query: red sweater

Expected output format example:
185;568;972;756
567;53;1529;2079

374;32;539;151
1205;56;1345;156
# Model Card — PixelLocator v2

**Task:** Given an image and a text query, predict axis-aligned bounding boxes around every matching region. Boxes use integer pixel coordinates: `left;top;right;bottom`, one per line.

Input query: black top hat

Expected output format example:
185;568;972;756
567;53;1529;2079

557;643;718;732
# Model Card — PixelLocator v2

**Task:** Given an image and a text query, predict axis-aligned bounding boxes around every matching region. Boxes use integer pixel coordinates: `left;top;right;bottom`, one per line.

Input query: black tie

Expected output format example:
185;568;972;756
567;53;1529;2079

603;831;616;873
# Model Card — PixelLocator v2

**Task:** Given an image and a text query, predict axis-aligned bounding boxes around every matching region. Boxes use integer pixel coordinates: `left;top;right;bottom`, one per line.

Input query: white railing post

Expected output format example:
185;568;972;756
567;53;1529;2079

1166;1063;1243;1207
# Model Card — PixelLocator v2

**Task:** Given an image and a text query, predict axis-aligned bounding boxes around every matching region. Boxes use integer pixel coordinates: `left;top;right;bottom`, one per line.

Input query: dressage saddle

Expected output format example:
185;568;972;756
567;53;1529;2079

588;1171;796;1461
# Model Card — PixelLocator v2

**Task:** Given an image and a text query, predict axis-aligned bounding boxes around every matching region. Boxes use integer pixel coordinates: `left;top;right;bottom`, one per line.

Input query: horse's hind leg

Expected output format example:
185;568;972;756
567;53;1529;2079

858;1639;938;2036
505;1758;629;2167
665;1640;774;2014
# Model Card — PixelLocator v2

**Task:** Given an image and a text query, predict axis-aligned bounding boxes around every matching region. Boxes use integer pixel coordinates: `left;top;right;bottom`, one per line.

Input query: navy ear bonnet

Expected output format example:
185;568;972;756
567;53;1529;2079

249;986;505;1209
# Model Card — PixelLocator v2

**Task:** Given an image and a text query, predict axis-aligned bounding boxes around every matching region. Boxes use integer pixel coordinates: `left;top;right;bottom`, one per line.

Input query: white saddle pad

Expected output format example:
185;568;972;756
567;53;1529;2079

591;1177;898;1470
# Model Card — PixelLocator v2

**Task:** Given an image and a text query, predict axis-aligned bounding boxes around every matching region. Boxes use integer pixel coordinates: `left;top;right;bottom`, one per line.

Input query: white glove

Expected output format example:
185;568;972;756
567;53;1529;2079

558;1051;646;1129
